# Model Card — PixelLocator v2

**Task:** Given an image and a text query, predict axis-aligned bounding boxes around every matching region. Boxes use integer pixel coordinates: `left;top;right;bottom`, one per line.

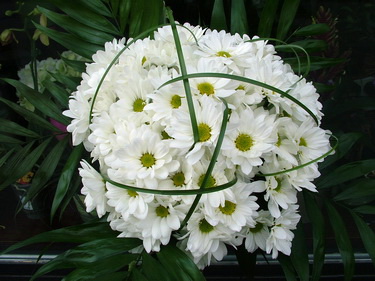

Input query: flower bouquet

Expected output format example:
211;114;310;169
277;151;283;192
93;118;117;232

1;1;374;280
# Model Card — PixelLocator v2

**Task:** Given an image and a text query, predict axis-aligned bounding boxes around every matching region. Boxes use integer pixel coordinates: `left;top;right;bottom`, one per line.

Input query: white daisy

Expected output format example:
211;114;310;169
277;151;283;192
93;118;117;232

222;106;277;175
79;160;108;218
244;210;273;252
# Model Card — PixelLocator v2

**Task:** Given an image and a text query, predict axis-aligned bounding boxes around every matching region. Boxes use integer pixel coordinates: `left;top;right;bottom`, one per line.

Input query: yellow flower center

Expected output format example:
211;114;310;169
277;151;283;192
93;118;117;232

170;95;182;109
172;172;185;187
140;153;156;168
235;133;253;152
199;218;214;233
216;51;231;58
198;123;212;142
155;205;169;218
197;82;215;95
219;200;237;215
133;98;146;112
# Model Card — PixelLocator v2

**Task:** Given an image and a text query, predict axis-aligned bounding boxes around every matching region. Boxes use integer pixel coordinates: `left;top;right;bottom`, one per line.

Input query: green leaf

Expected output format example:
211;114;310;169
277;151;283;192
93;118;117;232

0;118;40;138
58;172;81;220
281;39;327;53
317;159;375;189
34;22;103;59
350;211;375;266
325;97;375;118
38;6;114;45
61;57;87;73
276;0;300;41
44;0;119;34
278;254;298;281
258;0;279;37
0;97;59;132
2;222;117;254
141;251;172;281
88;272;129;281
157;244;206;281
304;192;325;281
293;23;330;36
334;178;375;202
62;254;136;280
0;138;52;190
319;132;362;169
51;144;84;221
0;135;24;144
0;149;15;167
22;137;69;205
325;201;355;281
43;79;69;108
210;0;227;31
129;0;163;38
353;205;375;215
231;0;248;35
290;223;309;281
48;72;81;91
118;0;132;34
2;78;70;125
284;56;347;72
32;237;141;280
131;268;149;281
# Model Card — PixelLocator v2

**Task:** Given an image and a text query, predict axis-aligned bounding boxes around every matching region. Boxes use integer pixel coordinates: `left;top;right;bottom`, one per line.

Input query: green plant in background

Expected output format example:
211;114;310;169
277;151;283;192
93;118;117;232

0;0;374;280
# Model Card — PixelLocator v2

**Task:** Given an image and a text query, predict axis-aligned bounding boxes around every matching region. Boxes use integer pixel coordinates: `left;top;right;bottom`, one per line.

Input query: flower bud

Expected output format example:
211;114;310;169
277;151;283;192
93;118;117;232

1;29;13;46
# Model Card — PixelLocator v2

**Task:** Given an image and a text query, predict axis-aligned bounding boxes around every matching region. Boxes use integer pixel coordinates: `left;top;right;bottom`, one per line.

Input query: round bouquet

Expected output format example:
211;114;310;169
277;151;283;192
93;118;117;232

64;22;332;268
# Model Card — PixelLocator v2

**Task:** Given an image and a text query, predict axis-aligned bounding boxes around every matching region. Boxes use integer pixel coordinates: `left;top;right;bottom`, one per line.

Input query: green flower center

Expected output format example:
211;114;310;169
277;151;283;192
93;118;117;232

170;95;182;109
236;85;245;91
198;174;216;188
127;190;138;197
250;222;264;233
299;137;307;147
141;56;147;65
274;177;283;192
155;205;169;218
161;130;172;140
276;134;282;147
172;172;185;187
133;98;146;112
235;133;253;152
219;200;237;215
199;218;214;233
198;123;212;142
216;51;231;58
140;153;156;168
197;82;215;95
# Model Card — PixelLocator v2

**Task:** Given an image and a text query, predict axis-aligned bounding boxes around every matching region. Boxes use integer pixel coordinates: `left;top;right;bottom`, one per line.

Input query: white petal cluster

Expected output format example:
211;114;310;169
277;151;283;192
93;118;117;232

65;23;332;267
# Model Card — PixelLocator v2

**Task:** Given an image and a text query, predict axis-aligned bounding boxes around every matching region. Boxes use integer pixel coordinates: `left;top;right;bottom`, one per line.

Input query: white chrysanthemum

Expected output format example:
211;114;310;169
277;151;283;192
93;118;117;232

204;181;259;232
292;119;331;163
166;95;224;164
244;210;273;252
266;204;300;258
115;126;179;188
195;29;254;73
79;160;108;218
105;182;153;220
222;107;277;175
64;93;92;149
137;200;186;252
188;58;238;98
183;212;233;260
65;24;333;266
